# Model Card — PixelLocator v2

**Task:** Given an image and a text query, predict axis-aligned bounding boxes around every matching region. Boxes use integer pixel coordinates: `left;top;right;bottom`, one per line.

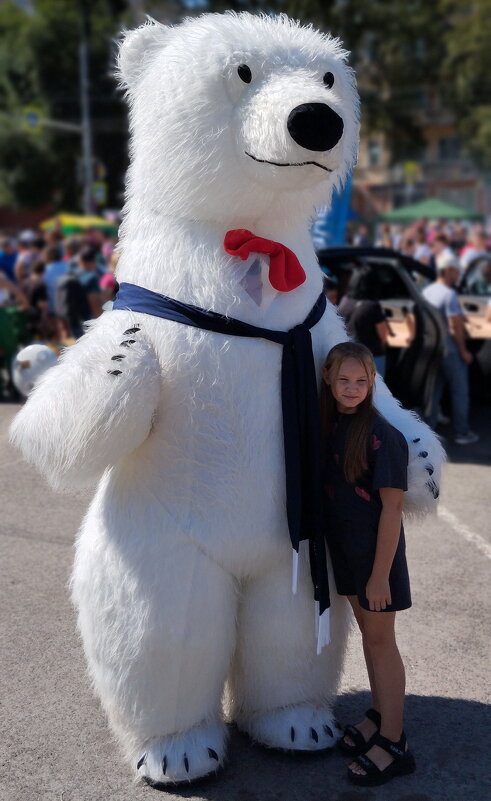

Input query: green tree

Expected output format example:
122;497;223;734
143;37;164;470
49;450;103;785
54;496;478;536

284;0;447;164
0;0;130;210
442;0;491;168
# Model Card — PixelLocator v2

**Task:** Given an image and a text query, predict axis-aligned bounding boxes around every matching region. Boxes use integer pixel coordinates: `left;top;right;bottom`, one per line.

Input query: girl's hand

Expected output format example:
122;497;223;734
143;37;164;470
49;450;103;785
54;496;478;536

365;574;392;611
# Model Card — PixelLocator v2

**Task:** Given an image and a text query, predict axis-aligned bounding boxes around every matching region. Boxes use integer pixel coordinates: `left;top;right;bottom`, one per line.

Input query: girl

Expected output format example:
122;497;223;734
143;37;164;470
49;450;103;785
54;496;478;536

320;341;416;787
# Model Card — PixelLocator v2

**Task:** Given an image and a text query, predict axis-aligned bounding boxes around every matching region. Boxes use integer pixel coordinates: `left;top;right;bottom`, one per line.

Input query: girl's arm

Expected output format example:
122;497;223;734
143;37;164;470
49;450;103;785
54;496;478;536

365;487;404;611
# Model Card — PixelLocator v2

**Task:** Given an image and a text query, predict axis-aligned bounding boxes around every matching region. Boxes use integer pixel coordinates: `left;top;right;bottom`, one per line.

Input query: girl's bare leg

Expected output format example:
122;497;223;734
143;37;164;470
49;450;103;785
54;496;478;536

349;607;407;775
341;595;380;747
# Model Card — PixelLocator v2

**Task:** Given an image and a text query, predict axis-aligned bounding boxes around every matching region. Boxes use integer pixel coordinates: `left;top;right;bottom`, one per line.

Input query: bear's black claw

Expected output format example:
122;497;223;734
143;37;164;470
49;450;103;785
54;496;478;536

310;727;318;742
290;726;295;742
413;437;420;443
137;754;146;770
111;354;126;361
123;327;141;335
426;479;439;499
162;755;167;775
184;754;189;773
107;369;122;376
323;724;333;738
120;339;136;347
208;748;219;761
419;450;428;458
426;465;434;475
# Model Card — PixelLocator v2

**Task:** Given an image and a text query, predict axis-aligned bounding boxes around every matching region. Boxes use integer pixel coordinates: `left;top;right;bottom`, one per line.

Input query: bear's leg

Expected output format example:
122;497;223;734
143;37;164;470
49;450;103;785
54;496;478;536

75;539;237;785
229;549;351;751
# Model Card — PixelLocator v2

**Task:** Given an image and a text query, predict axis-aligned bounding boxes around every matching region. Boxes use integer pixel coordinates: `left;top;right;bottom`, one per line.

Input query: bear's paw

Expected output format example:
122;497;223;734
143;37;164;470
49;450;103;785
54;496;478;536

405;428;446;515
136;720;227;786
241;704;341;752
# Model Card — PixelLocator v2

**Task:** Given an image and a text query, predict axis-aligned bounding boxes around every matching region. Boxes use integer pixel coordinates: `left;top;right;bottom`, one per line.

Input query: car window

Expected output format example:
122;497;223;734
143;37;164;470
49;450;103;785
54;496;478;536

363;259;410;300
460;257;491;297
321;257;411;300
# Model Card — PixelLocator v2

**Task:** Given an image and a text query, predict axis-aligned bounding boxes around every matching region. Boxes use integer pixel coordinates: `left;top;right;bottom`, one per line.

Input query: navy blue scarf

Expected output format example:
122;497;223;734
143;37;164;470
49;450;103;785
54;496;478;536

113;282;330;617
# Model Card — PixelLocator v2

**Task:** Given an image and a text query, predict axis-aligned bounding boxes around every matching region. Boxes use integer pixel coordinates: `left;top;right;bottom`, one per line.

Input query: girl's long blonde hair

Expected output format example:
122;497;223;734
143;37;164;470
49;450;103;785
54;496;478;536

320;342;377;484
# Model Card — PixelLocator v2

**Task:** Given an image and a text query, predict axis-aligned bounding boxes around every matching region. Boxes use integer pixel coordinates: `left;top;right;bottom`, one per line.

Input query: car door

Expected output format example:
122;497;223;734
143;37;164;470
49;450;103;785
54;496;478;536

365;255;445;417
459;256;491;342
459;255;491;400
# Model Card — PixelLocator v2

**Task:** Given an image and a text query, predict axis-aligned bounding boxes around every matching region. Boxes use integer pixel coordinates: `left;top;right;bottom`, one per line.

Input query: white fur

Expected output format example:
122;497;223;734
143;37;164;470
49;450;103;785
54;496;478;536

10;12;443;785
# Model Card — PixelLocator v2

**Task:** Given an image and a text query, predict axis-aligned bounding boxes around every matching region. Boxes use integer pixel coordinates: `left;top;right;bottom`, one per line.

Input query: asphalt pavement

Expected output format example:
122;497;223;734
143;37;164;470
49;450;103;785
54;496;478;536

0;401;490;801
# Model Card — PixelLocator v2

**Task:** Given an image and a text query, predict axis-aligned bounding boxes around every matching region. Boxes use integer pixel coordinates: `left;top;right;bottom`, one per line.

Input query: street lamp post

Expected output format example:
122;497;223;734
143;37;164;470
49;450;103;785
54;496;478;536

79;0;93;215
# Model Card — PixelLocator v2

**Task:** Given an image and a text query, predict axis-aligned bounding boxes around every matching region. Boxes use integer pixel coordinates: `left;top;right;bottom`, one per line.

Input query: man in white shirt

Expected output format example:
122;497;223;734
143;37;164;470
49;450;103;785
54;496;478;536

460;230;489;272
422;250;479;445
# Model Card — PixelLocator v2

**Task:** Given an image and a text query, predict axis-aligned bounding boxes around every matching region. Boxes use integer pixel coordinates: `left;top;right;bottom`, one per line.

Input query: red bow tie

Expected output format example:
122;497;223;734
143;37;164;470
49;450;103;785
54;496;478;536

224;229;306;292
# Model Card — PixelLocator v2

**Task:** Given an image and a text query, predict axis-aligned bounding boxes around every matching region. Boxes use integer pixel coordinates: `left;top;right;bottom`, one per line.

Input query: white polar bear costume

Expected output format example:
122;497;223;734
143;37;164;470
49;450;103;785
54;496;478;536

10;12;444;788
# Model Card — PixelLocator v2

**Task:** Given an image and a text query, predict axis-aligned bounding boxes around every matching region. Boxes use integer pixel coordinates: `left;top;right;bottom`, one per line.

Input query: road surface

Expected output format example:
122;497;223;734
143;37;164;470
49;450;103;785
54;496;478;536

0;402;490;801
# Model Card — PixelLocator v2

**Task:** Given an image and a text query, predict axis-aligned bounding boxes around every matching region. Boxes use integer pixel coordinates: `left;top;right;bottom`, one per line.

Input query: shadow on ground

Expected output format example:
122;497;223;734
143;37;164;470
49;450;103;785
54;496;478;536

142;692;490;801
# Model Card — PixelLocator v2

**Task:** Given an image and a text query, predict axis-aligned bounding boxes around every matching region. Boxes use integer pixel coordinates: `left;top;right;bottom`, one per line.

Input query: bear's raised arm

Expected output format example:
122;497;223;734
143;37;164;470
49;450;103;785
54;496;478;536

10;314;161;490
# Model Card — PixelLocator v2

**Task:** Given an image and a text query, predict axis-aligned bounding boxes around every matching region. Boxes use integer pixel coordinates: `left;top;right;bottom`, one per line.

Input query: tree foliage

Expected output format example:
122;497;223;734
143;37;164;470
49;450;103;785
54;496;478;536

0;0;129;209
442;0;491;169
1;0;490;208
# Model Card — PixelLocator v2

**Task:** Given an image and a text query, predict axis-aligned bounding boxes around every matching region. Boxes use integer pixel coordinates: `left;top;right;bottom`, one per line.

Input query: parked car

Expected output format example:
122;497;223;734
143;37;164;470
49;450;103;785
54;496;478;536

316;246;446;417
458;254;491;401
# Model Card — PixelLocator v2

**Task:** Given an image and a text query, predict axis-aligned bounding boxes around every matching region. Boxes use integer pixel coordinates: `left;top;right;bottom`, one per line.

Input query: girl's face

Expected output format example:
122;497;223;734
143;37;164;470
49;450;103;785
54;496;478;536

323;357;375;414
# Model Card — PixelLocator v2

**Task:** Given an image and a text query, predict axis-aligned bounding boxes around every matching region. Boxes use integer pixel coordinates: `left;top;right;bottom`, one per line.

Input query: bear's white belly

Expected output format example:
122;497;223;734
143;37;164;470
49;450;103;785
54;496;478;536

82;315;292;577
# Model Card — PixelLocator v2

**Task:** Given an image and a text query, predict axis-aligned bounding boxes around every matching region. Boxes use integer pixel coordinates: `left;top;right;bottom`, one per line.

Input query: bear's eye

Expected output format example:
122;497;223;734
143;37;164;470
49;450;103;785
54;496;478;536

237;64;252;84
323;71;335;89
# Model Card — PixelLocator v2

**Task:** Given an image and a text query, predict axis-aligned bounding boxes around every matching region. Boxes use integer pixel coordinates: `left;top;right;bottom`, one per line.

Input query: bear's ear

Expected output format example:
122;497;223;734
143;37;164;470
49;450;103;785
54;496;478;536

117;18;171;91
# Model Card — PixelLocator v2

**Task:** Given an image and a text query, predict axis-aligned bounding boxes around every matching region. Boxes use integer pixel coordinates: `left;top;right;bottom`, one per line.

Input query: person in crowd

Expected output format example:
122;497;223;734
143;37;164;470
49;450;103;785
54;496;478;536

400;232;416;259
99;272;118;309
422;250;478;445
63;235;82;269
375;223;393;249
43;245;67;314
449;222;467;253
44;227;65;250
321;341;415;787
460;227;489;271
0;270;29;309
76;244;104;319
0;236;18;282
338;266;392;376
101;231;116;263
413;227;431;265
23;262;54;341
353;224;371;247
14;231;44;285
429;232;450;267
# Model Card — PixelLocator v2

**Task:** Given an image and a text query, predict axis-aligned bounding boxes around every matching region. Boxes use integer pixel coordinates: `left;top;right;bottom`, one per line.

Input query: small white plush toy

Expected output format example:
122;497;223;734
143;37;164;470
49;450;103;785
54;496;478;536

10;12;444;787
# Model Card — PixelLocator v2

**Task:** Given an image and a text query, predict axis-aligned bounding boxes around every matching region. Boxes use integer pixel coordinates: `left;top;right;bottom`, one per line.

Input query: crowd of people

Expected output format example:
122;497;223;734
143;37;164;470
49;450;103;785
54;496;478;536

0;225;119;392
350;218;491;276
1;216;490;442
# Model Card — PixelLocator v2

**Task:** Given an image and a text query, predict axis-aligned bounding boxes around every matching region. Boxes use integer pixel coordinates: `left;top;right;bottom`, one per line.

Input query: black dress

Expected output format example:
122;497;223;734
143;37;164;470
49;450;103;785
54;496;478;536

324;411;412;612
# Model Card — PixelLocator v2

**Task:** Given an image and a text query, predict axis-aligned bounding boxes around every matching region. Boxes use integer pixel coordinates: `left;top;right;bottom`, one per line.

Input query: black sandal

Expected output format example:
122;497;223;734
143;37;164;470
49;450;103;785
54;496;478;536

337;708;381;756
347;731;416;786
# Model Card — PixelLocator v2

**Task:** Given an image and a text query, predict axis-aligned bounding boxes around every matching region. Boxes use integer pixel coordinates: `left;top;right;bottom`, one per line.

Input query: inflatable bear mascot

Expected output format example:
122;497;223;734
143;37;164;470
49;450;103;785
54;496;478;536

11;12;444;788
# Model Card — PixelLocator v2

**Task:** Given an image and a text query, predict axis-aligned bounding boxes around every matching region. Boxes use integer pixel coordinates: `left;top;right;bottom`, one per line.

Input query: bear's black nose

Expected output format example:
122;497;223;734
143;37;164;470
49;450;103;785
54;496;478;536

287;103;344;152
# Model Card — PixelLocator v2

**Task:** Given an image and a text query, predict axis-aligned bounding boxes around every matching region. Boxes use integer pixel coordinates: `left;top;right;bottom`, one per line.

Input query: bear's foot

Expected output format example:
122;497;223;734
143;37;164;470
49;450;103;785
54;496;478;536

136;720;227;786
241;704;341;752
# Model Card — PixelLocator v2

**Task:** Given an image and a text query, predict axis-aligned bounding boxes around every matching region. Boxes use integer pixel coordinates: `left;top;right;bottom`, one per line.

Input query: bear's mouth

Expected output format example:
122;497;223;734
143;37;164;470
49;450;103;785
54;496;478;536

245;152;333;172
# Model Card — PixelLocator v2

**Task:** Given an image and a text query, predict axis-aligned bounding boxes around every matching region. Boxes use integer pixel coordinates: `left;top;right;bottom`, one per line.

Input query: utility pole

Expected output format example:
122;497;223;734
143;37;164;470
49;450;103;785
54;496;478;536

79;0;93;215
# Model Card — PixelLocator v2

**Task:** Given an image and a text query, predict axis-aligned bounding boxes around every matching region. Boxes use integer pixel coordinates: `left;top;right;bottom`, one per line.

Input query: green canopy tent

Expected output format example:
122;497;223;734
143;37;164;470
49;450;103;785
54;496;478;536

380;198;483;223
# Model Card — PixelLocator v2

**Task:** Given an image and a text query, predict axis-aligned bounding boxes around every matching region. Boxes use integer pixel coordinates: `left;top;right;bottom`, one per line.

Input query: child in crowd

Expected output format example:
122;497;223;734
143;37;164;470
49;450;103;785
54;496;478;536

320;341;415;787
